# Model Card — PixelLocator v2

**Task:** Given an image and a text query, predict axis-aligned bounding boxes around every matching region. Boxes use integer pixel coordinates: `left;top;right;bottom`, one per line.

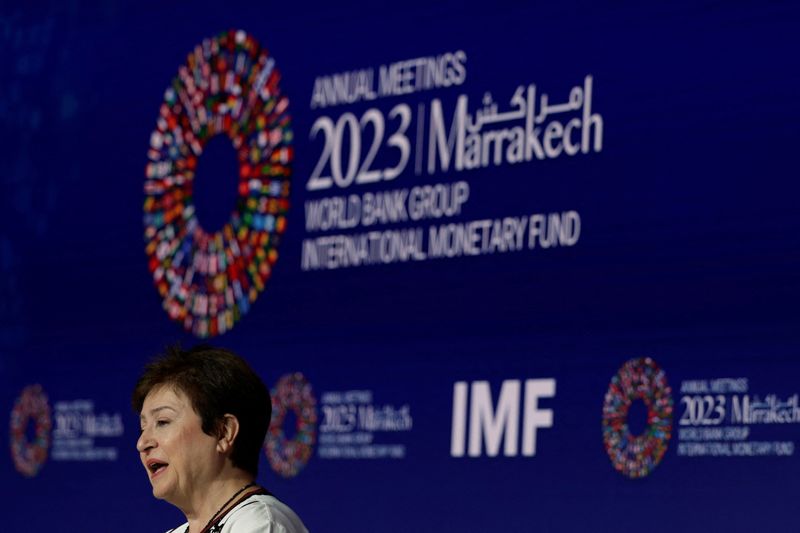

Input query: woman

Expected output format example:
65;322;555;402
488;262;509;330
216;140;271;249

133;345;308;533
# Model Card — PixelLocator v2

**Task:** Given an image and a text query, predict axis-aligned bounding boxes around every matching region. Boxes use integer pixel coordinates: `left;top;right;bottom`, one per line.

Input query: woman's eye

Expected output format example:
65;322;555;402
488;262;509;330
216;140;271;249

156;420;170;427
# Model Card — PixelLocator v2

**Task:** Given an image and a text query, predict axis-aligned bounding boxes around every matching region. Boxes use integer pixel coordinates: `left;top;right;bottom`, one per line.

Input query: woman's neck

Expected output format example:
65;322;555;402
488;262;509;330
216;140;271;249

183;473;256;533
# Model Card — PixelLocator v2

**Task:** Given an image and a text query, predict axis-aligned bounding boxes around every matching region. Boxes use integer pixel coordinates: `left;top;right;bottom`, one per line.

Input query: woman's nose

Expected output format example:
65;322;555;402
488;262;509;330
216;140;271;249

136;427;155;453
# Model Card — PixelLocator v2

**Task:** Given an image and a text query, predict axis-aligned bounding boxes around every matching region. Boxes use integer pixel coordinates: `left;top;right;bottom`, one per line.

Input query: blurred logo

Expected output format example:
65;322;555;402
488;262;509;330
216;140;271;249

9;384;52;477
602;357;673;478
264;373;318;478
8;385;124;477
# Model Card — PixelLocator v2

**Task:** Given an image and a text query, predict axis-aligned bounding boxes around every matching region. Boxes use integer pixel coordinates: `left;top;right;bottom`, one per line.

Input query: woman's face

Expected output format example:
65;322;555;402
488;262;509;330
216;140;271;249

137;385;221;509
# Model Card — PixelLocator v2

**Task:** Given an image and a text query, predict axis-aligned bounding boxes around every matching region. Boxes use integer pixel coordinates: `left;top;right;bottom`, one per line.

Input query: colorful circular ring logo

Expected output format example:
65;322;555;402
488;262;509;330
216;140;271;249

9;384;52;477
265;373;317;478
144;29;293;338
602;357;673;478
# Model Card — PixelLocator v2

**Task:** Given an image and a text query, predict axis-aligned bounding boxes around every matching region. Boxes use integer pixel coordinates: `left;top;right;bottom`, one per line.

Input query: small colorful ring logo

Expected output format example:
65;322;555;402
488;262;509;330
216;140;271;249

9;384;52;477
144;29;293;338
265;373;317;478
602;357;673;478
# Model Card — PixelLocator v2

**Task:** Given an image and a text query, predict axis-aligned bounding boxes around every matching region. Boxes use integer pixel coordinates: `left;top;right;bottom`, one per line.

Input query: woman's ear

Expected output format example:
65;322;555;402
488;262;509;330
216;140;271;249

216;414;240;454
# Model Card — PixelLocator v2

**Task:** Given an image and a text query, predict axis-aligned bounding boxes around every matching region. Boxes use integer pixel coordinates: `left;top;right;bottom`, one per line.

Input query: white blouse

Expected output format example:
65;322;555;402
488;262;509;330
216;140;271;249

166;494;308;533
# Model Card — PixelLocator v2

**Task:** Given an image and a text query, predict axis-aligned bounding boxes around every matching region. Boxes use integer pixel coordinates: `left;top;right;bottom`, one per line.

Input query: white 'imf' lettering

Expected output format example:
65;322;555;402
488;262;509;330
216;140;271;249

450;379;556;458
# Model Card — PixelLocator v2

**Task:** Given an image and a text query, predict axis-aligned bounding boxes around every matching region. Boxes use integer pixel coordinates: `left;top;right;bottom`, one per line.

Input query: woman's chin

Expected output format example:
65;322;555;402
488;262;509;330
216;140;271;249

150;475;175;502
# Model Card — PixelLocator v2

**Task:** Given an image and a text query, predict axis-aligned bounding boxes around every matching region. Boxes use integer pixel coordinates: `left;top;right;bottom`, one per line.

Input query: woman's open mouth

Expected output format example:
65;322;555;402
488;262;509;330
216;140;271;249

147;460;169;479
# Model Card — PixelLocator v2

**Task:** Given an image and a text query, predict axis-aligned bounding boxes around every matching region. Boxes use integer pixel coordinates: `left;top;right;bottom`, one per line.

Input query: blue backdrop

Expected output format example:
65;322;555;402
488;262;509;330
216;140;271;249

2;1;799;531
